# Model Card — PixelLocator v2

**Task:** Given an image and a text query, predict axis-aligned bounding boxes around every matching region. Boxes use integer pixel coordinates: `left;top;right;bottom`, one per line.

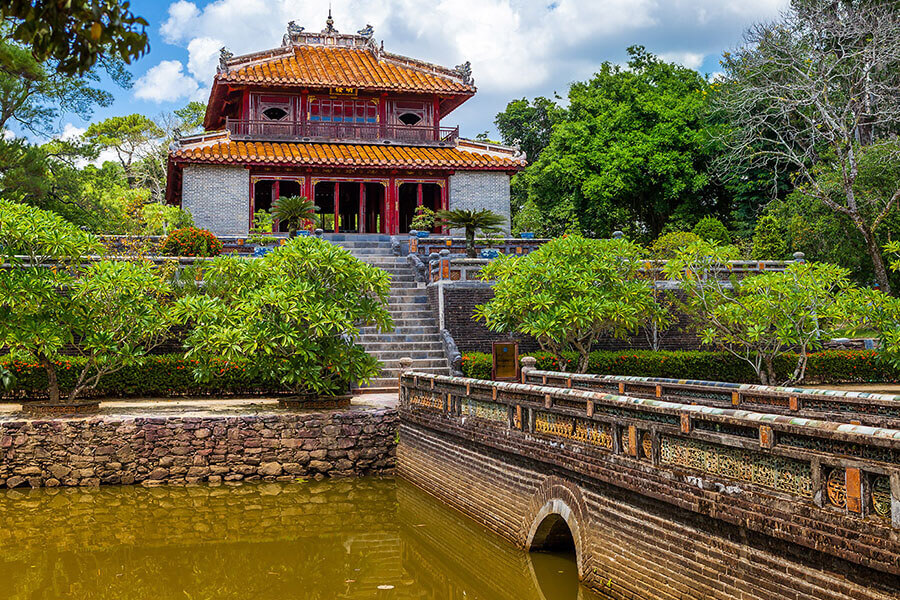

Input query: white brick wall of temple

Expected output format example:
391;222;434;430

182;165;250;236
448;172;511;233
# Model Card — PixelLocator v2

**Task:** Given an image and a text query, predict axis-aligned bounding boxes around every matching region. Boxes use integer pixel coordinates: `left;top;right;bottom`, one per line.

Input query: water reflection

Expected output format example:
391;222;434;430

0;479;603;599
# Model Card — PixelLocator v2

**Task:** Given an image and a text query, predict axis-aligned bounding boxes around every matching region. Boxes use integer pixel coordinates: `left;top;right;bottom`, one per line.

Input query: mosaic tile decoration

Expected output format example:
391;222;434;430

535;412;613;450
461;398;507;424
779;433;900;466
826;468;847;509
410;393;443;411
660;435;813;498
872;475;892;519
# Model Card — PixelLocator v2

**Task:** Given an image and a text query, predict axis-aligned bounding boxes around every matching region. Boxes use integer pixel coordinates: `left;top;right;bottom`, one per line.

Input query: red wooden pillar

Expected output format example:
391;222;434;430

379;93;388;137
416;182;423;207
358;182;365;233
273;180;280;232
433;96;440;140
333;181;340;233
440;181;448;234
299;90;308;137
387;176;396;234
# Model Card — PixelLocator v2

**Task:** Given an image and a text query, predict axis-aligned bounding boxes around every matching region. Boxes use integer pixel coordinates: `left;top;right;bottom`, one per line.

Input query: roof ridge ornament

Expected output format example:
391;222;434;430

283;20;305;46
322;8;338;34
454;61;474;86
218;47;233;73
357;24;374;38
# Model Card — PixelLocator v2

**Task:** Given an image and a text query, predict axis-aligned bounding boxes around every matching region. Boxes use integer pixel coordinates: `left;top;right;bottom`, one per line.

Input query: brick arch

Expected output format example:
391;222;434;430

524;476;590;579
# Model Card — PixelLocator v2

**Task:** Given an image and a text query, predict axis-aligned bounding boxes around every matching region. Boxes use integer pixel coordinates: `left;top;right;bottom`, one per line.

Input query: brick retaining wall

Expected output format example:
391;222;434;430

0;406;396;489
399;421;900;600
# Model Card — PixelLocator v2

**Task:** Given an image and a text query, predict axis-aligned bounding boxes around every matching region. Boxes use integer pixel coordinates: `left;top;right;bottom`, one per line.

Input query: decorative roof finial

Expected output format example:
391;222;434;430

217;47;234;72
357;24;374;38
454;61;474;86
283;20;305;45
323;6;338;34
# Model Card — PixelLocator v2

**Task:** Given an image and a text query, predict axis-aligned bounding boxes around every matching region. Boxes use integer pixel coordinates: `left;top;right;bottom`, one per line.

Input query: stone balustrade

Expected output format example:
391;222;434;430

523;365;900;429
399;370;900;576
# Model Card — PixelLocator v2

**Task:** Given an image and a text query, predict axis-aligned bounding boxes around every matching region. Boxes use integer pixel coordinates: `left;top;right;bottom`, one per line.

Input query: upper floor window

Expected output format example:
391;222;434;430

309;98;377;123
262;107;288;120
398;112;422;126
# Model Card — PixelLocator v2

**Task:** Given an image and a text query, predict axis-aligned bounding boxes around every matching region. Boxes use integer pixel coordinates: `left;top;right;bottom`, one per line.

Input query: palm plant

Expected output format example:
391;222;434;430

436;208;506;258
272;195;316;238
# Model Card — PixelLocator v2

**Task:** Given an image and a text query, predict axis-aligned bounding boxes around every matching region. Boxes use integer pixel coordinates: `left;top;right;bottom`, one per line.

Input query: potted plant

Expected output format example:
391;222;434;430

410;206;436;237
436;208;506;258
272;195;316;238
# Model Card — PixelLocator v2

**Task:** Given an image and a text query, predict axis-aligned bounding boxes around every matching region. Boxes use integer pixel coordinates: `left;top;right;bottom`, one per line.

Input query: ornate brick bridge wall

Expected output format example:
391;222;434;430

398;372;900;600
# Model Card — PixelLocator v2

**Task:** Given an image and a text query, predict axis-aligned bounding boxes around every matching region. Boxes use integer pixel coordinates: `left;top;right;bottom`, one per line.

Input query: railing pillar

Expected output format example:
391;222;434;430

521;356;537;383
408;231;418;254
891;471;900;529
812;458;825;508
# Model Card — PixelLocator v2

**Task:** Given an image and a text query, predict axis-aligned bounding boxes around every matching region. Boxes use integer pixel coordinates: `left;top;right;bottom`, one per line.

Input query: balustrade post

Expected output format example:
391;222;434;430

440;249;450;281
408;230;418;254
891;471;900;528
521;356;537;383
811;458;825;508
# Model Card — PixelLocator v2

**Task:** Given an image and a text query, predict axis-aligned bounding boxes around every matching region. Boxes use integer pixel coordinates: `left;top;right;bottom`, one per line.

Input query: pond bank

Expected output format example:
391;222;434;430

0;395;397;489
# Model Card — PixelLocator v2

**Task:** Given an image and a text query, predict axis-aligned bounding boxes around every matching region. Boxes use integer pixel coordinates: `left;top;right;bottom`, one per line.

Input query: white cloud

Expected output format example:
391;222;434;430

134;60;200;103
60;123;86;140
659;51;705;70
151;0;789;132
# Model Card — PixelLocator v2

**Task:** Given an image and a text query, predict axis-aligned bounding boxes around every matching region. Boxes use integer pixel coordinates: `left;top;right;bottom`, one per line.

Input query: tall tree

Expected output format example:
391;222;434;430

1;0;148;76
494;96;560;164
521;47;715;240
84;114;163;186
713;0;900;294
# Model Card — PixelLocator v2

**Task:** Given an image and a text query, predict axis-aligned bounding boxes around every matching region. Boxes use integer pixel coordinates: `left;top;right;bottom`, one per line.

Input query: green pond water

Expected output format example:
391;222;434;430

0;478;604;600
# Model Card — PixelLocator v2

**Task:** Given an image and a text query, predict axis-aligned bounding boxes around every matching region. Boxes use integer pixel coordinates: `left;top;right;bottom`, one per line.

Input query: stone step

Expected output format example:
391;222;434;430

363;349;445;360
360;326;439;335
356;341;443;352
378;358;447;369
388;292;428;301
357;332;441;342
385;300;429;309
379;317;437;328
386;310;434;319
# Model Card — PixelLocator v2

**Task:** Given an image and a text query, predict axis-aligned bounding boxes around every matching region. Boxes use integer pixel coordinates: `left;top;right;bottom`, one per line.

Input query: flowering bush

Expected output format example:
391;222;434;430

460;349;900;384
161;227;223;257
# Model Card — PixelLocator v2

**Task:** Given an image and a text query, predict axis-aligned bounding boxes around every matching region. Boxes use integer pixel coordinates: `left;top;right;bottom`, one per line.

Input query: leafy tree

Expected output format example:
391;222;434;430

436;208;506;258
712;1;900;294
272;195;315;238
664;241;861;385
692;216;731;245
141;203;193;236
410;205;435;231
511;198;543;235
173;101;207;134
0;26;128;136
494;96;560;164
0;200;173;404
1;0;149;76
474;235;665;372
750;214;790;261
521;47;714;240
173;237;393;397
84;114;163;186
650;231;701;259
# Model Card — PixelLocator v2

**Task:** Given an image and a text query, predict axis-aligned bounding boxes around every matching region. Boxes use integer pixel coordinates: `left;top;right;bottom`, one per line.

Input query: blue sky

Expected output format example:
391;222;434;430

61;0;789;141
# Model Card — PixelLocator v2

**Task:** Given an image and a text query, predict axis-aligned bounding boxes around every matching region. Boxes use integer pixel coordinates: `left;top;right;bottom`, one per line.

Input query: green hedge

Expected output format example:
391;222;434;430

1;355;294;401
461;349;900;384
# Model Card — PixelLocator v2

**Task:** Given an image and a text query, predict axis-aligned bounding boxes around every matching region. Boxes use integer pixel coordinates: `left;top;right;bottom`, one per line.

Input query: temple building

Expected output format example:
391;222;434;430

165;14;526;236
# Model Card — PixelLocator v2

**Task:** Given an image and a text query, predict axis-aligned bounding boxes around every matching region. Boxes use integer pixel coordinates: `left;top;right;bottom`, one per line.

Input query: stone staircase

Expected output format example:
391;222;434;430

325;235;450;392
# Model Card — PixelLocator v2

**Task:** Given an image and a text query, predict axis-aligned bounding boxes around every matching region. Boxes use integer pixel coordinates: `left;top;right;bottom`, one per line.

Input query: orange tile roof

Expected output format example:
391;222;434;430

170;137;524;171
218;46;474;94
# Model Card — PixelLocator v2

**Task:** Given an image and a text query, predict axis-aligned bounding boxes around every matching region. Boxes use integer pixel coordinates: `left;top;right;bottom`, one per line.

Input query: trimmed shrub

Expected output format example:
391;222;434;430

460;349;900;384
650;231;701;259
692;216;732;245
161;227;223;257
1;354;286;400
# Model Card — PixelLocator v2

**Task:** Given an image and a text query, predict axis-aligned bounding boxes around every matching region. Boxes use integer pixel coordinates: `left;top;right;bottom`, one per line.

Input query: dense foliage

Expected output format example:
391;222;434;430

475;235;665;372
173;237;392;396
460;349;899;384
665;241;866;384
161;227;223;257
0;200;173;404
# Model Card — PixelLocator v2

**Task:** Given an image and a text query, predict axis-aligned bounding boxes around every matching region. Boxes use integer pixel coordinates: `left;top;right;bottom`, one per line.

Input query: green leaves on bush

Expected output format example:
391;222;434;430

475;235;666;372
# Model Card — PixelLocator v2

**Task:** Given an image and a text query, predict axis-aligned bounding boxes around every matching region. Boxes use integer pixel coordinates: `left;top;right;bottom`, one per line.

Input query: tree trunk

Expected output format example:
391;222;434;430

466;228;476;258
577;351;590;374
38;355;60;404
860;224;892;295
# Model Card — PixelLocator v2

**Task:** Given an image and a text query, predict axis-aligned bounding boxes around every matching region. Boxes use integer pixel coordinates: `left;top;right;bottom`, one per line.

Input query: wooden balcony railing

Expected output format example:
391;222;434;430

225;118;459;146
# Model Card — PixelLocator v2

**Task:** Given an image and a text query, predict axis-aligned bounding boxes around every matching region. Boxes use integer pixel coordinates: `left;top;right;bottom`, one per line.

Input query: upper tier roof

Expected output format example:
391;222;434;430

218;45;475;95
214;15;475;95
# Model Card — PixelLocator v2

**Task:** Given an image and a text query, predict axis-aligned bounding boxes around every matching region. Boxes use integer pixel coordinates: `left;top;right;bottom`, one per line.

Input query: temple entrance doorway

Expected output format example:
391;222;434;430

313;181;386;234
398;182;442;234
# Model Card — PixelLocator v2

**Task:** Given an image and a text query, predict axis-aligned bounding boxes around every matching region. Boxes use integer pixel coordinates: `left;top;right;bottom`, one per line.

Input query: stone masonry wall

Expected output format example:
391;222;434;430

399;421;900;600
448;172;511;232
0;406;396;489
432;281;701;354
182;164;250;236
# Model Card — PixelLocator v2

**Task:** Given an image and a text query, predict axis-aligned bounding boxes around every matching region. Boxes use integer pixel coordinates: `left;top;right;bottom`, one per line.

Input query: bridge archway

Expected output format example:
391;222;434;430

525;478;589;580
